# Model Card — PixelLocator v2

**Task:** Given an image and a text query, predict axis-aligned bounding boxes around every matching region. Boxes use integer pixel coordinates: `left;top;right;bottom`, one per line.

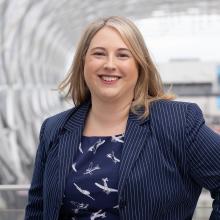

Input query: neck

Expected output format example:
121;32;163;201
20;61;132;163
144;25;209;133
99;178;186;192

84;97;132;136
92;98;131;123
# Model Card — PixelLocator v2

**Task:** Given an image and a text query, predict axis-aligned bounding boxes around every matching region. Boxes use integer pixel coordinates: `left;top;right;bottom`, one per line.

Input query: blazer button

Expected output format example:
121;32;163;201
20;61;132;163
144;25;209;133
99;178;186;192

119;200;127;209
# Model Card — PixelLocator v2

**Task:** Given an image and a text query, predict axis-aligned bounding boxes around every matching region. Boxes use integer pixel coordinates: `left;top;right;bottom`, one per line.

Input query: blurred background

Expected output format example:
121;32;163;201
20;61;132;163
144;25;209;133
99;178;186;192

0;0;220;219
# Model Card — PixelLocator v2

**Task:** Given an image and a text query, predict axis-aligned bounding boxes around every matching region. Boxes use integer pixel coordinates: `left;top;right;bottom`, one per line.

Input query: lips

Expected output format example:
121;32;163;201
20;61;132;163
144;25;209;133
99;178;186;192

98;75;121;82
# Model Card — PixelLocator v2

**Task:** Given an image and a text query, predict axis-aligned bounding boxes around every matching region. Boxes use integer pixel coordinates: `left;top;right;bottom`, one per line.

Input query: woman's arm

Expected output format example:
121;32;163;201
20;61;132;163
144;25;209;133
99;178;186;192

185;104;220;219
24;119;48;220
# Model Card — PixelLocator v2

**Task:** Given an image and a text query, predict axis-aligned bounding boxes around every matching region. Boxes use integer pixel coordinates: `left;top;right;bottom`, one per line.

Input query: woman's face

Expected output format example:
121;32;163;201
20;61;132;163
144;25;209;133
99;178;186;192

84;26;138;104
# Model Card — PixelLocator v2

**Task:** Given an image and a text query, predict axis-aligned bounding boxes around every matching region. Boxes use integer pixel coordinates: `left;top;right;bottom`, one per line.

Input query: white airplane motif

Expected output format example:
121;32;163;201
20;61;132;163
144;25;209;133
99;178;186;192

113;204;119;209
95;178;118;195
88;139;105;154
72;163;77;172
90;209;106;220
70;200;88;213
111;134;124;143
73;183;95;200
79;142;83;154
106;151;120;164
84;162;100;175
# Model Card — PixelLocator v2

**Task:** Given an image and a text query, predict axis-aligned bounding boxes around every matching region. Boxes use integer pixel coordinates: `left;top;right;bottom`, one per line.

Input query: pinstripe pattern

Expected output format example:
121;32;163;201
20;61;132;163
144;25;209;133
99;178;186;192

24;100;220;220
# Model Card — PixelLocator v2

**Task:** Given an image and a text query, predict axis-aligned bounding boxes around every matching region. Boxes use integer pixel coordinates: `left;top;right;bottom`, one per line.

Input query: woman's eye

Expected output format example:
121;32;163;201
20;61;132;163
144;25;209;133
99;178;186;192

118;53;129;58
93;52;105;56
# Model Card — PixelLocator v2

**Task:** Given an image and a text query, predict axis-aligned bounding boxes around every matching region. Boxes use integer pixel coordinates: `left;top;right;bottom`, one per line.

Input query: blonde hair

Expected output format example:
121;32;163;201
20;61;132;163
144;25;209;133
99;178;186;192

59;16;175;119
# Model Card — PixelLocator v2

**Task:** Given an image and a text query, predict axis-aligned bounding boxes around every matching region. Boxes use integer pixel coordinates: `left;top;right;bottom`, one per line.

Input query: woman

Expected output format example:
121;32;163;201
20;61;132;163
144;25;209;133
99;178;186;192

25;16;220;220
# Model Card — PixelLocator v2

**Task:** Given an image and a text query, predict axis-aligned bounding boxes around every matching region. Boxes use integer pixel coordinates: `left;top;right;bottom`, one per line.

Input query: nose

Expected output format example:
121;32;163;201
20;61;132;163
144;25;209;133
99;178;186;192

103;55;116;71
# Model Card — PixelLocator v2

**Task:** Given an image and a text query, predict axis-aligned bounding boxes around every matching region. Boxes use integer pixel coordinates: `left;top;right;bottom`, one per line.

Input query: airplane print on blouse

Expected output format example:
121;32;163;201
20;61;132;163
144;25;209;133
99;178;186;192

111;134;124;143
60;134;124;219
84;162;101;175
95;178;118;195
88;139;105;154
106;151;120;164
79;142;83;154
72;163;77;172
70;201;89;213
73;183;95;200
90;209;106;220
113;204;119;209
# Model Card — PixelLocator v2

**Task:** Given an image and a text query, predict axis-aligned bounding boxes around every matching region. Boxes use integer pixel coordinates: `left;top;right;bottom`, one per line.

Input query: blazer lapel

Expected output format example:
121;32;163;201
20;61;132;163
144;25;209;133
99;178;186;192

57;101;90;203
118;112;151;199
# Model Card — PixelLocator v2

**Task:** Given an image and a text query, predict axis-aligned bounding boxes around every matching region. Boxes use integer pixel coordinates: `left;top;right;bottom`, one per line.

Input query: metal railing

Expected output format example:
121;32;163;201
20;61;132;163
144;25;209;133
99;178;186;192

0;185;29;220
0;185;213;220
0;185;30;191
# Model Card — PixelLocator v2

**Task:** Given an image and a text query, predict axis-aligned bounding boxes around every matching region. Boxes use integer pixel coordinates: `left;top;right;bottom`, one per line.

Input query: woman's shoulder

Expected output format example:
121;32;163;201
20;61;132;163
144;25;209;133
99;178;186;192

151;99;197;108
149;99;204;131
149;100;206;152
46;106;77;125
41;100;90;138
40;106;78;140
150;99;202;116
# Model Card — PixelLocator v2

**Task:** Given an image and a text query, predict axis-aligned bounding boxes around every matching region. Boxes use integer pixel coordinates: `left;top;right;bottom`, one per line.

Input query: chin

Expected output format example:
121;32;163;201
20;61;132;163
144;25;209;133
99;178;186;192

97;93;121;102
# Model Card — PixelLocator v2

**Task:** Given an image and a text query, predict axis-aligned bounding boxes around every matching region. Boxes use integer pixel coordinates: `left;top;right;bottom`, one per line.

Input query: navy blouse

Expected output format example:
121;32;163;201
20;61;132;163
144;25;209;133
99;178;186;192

59;133;124;220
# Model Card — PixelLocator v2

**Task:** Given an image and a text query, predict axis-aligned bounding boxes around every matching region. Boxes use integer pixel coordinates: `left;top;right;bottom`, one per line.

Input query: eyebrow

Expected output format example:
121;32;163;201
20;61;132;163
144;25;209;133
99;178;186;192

90;47;131;52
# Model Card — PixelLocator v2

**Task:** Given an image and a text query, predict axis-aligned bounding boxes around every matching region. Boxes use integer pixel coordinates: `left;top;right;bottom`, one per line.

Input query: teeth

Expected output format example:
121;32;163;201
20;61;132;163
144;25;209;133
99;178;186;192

101;76;119;82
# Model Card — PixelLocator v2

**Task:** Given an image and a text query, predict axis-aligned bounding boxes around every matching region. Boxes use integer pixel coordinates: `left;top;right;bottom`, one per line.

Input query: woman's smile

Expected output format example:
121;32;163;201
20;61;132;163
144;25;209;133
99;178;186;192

98;74;121;84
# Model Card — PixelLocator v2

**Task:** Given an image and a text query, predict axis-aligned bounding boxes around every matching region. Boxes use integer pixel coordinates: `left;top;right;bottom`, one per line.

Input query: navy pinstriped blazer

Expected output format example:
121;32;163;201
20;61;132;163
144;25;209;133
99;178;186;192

25;100;220;220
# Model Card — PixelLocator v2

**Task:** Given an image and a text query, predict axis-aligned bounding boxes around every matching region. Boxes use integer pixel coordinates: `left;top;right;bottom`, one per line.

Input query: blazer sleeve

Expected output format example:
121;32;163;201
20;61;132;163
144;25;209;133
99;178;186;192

24;119;48;220
185;104;220;220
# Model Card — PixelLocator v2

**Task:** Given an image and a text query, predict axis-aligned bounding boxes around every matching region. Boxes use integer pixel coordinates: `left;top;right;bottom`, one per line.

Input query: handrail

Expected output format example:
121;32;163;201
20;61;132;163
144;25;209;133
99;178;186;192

0;185;30;191
0;186;212;209
0;184;212;220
